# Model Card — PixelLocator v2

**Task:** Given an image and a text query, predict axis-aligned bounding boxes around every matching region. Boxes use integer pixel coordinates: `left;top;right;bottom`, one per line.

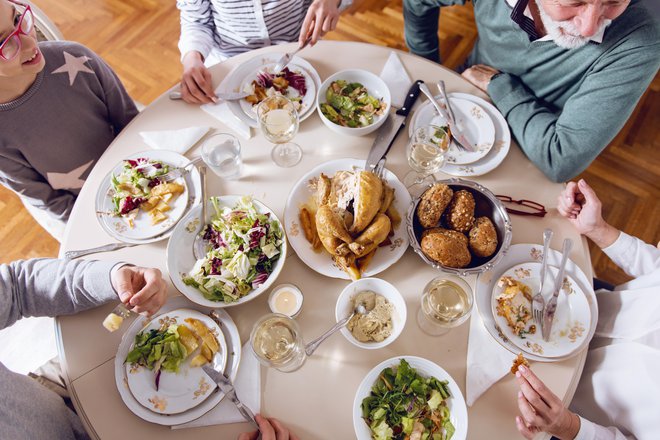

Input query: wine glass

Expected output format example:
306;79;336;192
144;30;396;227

250;313;307;372
403;124;450;195
417;275;473;336
257;96;302;167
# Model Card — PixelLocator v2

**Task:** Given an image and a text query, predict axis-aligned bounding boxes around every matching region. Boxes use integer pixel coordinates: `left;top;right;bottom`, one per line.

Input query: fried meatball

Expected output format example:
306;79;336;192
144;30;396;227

416;183;453;228
469;216;498;257
443;189;475;233
420;228;471;268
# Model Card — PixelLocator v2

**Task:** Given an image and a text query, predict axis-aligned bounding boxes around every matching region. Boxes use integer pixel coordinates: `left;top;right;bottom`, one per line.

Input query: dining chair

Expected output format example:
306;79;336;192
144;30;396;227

26;1;64;42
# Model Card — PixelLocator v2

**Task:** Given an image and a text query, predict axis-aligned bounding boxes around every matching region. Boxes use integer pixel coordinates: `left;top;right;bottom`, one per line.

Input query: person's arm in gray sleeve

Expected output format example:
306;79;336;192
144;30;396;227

0;259;119;331
0;155;74;221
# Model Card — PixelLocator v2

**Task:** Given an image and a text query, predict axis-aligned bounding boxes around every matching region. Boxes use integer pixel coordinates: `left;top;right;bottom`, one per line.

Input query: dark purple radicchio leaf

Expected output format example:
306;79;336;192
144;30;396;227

282;68;307;97
203;226;226;250
252;272;269;289
120;196;146;215
210;257;223;275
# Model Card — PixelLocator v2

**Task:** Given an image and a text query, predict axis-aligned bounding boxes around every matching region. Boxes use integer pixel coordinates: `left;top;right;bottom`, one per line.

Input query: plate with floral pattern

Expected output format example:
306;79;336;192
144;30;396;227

475;243;597;362
490;262;591;359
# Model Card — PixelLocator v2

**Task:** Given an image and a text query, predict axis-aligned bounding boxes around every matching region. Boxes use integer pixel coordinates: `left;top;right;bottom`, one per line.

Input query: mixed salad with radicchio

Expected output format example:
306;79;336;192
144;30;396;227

183;196;283;303
244;66;307;111
111;158;170;215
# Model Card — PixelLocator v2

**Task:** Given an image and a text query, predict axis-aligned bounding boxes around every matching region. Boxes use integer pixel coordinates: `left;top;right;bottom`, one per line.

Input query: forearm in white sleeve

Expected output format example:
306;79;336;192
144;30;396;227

575;416;631;440
601;232;660;279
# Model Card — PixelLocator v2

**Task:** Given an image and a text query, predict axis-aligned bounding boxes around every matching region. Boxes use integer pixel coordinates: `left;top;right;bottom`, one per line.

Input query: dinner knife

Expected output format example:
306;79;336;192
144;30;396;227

436;80;476;152
542;238;573;342
169;90;250;101
365;79;424;173
201;365;260;431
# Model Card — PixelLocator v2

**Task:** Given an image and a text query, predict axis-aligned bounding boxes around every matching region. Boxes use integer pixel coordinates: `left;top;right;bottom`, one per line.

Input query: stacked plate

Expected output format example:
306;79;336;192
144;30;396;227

475;243;597;362
95;150;201;244
409;93;511;177
114;296;241;425
220;53;321;128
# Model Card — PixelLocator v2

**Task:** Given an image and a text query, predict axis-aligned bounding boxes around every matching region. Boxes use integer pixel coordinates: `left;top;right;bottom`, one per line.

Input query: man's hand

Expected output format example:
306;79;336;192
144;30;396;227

461;64;500;93
238;414;300;440
111;266;167;317
181;51;218;104
515;365;580;440
299;0;341;46
557;179;619;248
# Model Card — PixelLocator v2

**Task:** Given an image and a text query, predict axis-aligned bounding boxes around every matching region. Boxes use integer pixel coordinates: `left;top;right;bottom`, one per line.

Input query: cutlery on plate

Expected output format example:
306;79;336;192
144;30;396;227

436;80;476;152
418;83;469;153
102;302;135;332
64;242;138;260
169;90;250;101
542;237;573;342
532;228;553;327
201;365;260;432
304;303;367;356
365;80;424;174
272;36;312;74
193;166;211;260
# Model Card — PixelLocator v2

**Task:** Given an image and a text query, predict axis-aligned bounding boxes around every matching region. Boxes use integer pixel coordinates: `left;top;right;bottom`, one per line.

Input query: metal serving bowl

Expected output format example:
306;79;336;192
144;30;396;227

406;178;512;276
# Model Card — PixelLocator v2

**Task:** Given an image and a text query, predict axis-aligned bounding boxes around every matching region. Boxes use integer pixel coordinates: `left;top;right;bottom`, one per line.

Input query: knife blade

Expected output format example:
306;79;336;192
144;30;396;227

201;364;260;430
542;238;573;342
365;79;424;173
169;90;249;101
436;80;476;152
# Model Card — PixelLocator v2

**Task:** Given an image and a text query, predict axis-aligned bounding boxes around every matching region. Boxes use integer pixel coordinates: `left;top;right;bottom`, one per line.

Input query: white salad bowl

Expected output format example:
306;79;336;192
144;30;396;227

317;69;391;136
166;195;287;308
335;278;407;350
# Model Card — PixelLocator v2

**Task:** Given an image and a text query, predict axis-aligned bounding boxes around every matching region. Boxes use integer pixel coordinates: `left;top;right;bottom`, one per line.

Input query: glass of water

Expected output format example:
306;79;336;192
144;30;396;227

403;125;450;194
257;96;302;168
250;313;306;372
201;133;242;179
417;275;473;336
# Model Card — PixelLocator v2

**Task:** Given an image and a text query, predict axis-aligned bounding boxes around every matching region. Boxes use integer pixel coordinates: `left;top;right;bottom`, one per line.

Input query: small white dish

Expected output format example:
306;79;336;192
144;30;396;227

335;277;407;350
268;283;303;318
317;69;391;137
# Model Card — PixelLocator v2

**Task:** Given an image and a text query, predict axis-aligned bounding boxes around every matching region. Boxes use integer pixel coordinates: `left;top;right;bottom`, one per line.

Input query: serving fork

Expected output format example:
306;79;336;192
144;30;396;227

532;228;553;327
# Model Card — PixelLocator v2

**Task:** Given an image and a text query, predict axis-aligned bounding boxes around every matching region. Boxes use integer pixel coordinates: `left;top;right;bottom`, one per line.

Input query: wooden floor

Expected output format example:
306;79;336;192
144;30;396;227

2;0;657;285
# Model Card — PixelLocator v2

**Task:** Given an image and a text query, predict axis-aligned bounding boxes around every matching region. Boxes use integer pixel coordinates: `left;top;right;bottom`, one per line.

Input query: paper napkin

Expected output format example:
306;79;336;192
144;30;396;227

140;126;210;154
465;311;516;406
172;342;261;429
200;101;252;140
380;51;412;108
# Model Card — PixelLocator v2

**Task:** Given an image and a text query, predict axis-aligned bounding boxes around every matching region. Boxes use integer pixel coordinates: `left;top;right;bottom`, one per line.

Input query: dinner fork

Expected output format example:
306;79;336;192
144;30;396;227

418;83;469;153
532;228;553;327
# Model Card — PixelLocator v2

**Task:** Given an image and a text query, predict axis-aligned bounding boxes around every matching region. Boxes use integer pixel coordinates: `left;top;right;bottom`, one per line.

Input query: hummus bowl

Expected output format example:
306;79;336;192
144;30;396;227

335;278;407;350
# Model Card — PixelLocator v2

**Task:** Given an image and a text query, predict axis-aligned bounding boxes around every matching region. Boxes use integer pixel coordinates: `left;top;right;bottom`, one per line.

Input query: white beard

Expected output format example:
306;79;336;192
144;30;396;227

534;0;611;49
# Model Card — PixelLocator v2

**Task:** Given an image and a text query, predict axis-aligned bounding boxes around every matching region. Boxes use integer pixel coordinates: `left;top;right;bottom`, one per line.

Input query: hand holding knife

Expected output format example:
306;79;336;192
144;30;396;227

202;364;260;432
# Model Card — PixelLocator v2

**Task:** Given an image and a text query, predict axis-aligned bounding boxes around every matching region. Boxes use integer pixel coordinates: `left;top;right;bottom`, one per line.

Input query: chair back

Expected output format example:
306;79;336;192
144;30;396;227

27;1;64;41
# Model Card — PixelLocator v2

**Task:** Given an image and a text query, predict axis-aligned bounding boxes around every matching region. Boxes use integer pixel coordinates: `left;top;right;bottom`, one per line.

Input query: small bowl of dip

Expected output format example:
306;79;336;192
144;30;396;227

335;278;407;350
268;283;303;318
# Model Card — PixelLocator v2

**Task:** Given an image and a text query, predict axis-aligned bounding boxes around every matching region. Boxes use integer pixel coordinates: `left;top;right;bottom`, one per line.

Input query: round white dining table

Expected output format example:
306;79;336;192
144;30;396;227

56;41;593;440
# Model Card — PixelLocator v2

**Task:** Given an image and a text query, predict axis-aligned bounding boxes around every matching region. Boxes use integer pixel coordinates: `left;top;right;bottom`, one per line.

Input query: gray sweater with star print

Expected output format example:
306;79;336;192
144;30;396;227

0;41;138;221
0;258;118;440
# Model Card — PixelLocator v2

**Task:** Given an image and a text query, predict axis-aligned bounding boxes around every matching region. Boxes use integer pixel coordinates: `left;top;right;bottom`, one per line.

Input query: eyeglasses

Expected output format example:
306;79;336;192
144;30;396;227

496;195;547;217
0;2;34;61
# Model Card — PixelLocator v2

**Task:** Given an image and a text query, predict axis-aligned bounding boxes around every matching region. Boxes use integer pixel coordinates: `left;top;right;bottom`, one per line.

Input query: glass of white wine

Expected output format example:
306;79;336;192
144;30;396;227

257;96;302;168
403;125;450;195
250;313;306;372
417;275;473;336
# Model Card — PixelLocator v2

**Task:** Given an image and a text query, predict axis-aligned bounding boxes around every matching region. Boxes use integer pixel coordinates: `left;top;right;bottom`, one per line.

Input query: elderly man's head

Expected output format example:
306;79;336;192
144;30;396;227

0;0;45;77
535;0;631;49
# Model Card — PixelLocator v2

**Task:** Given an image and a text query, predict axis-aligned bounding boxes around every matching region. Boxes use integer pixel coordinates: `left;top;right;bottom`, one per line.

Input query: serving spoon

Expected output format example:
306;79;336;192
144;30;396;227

304;303;368;356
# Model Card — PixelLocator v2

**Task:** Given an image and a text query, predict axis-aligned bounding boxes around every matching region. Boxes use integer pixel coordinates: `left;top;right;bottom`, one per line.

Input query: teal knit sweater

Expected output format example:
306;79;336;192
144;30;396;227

459;0;660;182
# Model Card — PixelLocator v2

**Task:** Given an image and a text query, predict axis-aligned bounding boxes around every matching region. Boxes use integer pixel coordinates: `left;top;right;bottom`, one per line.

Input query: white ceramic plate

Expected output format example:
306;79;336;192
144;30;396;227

166;195;287;308
410;93;511;176
475;244;597;362
353;356;468;440
490;263;591;358
125;308;227;414
239;62;316;123
115;296;241;425
222;54;321;128
284;158;411;280
95;150;201;244
409;97;494;165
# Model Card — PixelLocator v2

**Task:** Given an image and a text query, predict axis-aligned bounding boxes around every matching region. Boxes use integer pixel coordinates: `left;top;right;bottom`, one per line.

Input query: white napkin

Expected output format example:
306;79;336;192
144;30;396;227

172;343;262;429
201;101;252;140
379;51;412;108
465;311;516;406
140;126;210;154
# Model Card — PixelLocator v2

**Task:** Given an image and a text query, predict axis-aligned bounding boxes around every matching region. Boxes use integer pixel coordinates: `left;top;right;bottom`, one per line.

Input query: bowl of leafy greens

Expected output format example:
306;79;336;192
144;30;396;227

167;195;286;308
317;69;391;136
354;356;468;440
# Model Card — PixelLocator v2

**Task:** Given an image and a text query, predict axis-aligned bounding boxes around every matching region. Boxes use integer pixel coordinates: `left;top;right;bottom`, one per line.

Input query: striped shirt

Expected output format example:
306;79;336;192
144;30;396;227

177;0;351;61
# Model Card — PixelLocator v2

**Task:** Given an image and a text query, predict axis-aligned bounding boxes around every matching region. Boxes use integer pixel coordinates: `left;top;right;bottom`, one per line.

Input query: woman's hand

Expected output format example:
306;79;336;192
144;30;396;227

515;365;580;440
299;0;342;46
181;51;217;104
238;414;300;440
